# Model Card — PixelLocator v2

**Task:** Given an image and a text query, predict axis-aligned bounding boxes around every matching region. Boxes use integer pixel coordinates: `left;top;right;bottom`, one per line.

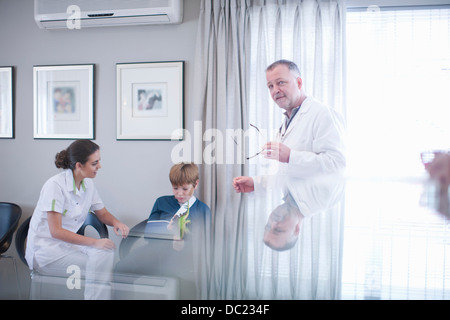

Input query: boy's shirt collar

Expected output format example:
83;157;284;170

174;195;197;217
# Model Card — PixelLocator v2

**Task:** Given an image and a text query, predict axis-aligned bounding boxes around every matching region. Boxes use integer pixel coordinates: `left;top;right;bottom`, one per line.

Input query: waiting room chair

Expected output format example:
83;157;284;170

0;202;22;298
77;210;109;238
15;211;109;299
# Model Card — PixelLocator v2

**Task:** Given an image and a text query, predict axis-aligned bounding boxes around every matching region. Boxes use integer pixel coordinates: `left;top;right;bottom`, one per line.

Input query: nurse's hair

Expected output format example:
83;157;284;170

169;162;199;188
55;140;100;170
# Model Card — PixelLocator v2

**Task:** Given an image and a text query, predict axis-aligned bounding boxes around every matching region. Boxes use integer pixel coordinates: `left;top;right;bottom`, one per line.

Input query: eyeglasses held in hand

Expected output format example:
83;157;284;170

232;124;265;160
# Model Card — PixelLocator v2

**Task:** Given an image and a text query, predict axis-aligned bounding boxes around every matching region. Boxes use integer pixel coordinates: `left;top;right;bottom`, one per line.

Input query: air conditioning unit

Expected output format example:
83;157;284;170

34;0;183;29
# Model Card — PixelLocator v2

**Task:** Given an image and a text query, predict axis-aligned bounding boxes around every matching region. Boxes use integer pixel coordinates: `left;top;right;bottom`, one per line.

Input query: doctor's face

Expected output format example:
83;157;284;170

266;64;303;113
263;205;301;249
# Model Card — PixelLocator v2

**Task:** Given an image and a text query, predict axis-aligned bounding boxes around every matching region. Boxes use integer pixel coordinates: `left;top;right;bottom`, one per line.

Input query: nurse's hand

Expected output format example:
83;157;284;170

113;221;130;239
261;141;291;163
94;238;116;250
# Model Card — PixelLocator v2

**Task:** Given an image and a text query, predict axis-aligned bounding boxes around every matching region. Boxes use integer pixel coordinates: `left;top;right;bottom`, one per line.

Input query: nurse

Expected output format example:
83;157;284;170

25;140;129;300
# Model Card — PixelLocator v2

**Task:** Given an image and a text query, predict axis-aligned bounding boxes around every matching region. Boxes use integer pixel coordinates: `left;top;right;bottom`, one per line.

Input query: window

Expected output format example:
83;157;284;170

343;5;450;299
346;6;450;179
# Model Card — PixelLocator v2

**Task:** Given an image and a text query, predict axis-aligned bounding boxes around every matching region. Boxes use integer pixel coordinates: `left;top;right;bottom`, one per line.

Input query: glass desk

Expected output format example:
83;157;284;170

9;174;450;301
115;174;450;300
341;176;450;300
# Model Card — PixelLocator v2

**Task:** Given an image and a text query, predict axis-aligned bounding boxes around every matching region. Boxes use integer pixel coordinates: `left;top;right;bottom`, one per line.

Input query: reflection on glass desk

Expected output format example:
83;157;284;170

341;176;450;300
112;175;450;300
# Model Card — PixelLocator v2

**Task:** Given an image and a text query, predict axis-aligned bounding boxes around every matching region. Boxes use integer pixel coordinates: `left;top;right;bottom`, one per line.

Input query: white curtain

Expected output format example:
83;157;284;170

192;0;252;299
192;0;346;299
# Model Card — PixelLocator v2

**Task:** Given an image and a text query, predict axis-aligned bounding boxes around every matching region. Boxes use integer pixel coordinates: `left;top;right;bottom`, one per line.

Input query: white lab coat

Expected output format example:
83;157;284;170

285;174;346;218
254;96;346;191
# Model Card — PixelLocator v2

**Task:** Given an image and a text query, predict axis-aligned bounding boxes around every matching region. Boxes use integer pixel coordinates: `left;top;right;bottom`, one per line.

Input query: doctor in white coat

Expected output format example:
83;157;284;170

233;59;346;193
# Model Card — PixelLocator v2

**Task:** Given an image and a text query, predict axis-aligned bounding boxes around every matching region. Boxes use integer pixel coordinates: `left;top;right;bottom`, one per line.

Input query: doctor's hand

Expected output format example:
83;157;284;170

261;141;291;163
233;176;255;193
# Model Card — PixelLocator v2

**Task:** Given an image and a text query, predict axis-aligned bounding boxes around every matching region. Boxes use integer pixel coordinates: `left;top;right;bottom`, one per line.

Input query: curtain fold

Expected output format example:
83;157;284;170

193;0;252;299
193;0;346;300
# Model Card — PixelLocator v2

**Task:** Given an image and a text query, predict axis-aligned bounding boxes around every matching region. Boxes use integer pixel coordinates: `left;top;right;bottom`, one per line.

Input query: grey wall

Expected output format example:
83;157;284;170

0;0;201;298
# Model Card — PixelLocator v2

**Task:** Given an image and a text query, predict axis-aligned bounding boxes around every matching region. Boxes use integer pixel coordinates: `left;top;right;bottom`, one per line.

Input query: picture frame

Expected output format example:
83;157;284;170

0;66;14;139
33;64;94;139
116;61;184;140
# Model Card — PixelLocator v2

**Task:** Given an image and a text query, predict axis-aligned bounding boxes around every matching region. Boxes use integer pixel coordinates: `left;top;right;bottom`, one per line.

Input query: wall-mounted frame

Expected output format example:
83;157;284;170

33;64;94;139
116;61;184;140
0;66;14;139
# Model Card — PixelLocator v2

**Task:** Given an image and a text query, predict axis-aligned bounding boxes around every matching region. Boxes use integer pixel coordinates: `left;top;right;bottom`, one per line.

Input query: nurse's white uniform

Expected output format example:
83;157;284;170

26;169;114;300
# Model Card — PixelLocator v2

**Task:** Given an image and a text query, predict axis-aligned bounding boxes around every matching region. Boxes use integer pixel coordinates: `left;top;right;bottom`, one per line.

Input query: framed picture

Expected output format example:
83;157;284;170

33;64;94;139
116;61;184;140
0;66;14;139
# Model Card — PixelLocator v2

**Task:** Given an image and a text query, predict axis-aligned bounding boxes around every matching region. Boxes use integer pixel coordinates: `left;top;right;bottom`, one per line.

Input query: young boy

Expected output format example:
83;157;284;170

114;163;211;299
146;162;211;242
